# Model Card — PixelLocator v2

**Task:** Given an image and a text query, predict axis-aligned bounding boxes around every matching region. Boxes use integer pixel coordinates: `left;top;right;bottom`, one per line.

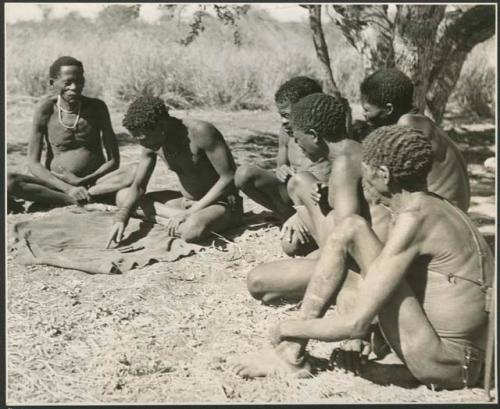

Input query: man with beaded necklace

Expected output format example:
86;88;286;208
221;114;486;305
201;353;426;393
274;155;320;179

7;56;135;211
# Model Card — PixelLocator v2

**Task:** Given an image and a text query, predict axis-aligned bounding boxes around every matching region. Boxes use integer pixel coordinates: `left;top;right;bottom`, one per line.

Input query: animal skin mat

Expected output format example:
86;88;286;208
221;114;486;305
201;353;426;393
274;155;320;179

9;206;203;274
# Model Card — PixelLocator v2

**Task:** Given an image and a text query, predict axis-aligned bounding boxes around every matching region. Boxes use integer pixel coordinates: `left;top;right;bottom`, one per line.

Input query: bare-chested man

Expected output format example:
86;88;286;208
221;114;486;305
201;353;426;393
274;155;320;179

360;68;470;211
106;96;242;246
7;56;135;212
235;125;493;390
275;69;470;256
245;74;472;365
234;77;329;256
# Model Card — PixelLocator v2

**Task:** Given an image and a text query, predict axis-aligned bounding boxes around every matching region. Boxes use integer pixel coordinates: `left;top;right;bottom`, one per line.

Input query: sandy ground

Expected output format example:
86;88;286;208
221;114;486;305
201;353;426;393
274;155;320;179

5;102;497;404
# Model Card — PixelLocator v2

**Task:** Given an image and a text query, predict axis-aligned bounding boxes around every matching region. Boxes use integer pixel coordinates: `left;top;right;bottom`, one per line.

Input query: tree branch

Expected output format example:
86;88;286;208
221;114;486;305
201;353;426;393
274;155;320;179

300;4;339;95
328;5;394;74
426;5;495;123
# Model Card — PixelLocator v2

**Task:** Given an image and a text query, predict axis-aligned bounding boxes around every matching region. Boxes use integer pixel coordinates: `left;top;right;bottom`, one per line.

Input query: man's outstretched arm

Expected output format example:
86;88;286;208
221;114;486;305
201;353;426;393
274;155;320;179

106;148;156;248
277;211;423;342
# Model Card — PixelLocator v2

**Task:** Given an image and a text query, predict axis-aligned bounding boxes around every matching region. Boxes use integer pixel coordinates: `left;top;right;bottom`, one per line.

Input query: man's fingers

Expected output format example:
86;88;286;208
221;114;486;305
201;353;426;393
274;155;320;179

295;229;306;244
105;231;116;249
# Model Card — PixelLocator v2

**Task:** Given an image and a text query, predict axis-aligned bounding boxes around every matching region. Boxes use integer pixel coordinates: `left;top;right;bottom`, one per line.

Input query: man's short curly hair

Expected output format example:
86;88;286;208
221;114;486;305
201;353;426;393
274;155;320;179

122;96;170;132
362;124;433;191
274;76;322;107
49;56;84;79
290;93;348;142
360;69;414;116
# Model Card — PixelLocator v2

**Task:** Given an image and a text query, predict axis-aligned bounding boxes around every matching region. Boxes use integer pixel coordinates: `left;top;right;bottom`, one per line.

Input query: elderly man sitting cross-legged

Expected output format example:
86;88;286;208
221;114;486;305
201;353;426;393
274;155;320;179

234;125;493;391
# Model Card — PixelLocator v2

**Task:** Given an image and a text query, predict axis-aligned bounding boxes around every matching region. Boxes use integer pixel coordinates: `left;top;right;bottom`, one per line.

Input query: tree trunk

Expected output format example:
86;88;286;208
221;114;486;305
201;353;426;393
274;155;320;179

426;5;496;123
393;5;446;115
301;5;339;96
329;5;394;75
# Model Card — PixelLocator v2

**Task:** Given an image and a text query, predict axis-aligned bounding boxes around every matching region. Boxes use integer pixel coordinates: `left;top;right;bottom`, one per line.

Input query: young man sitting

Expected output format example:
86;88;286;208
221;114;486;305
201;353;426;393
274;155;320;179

7;56;135;212
234;77;329;256
234;125;493;391
276;68;472;259
106;96;242;247
360;68;470;211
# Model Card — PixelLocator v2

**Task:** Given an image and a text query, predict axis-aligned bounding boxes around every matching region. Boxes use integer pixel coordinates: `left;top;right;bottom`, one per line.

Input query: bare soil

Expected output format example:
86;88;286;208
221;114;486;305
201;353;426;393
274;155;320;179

5;102;496;404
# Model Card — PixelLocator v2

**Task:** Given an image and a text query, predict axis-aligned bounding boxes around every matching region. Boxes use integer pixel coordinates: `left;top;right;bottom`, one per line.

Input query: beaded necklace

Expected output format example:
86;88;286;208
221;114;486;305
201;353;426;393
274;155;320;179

57;95;81;130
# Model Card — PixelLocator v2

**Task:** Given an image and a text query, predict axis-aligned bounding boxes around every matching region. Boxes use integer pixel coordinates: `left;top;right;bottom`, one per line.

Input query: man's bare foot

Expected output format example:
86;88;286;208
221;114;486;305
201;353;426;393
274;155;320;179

233;345;311;379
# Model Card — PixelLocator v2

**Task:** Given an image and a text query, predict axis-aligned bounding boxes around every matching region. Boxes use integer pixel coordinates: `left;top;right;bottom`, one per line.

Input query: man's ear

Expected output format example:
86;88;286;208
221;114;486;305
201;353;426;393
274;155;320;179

385;103;394;116
378;165;391;185
49;78;55;86
309;128;319;143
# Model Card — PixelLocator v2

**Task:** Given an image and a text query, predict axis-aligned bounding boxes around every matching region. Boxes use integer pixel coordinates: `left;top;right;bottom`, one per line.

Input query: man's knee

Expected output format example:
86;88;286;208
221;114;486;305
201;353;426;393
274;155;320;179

235;165;258;189
246;267;268;300
7;172;25;195
287;171;315;202
7;172;17;193
281;235;317;257
179;216;207;243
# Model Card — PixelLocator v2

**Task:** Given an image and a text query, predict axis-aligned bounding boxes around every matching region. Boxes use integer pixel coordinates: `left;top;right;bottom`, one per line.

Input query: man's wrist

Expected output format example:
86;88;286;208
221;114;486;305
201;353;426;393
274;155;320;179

114;207;130;224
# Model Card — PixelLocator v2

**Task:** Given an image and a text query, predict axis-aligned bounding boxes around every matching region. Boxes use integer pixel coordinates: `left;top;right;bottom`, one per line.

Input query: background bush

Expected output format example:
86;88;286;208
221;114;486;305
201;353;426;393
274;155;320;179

5;7;494;118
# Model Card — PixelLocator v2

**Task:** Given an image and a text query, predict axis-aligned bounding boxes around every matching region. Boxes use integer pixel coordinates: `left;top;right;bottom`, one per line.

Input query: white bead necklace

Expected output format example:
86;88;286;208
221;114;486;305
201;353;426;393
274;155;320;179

57;95;81;130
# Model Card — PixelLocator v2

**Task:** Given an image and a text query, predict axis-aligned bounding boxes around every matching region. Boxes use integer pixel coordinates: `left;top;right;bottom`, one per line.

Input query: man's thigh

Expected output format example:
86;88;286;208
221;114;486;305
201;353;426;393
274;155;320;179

13;173;63;191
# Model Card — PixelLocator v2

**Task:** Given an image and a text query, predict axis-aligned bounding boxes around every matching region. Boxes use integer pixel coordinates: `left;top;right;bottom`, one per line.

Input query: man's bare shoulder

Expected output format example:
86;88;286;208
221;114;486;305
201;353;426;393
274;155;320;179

82;96;108;110
35;95;56;114
398;113;435;134
330;139;362;159
32;96;57;127
184;118;222;147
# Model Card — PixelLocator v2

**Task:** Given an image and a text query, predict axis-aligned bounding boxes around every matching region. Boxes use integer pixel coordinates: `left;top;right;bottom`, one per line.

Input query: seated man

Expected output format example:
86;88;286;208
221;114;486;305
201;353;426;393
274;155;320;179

235;125;494;391
360;68;470;211
7;56;135;212
106;96;242;246
279;68;472;256
269;92;381;256
234;76;329;256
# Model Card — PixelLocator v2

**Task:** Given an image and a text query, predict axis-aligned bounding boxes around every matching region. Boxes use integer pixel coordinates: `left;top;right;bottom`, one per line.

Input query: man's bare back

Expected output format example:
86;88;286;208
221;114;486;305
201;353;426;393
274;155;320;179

236;125;492;390
398;114;470;211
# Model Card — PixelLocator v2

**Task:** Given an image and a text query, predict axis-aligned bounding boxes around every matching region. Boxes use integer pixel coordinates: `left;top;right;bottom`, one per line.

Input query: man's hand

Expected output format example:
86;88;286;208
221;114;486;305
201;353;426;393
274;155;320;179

275;165;296;183
331;339;371;375
67;186;90;203
280;215;310;245
53;170;83;186
106;221;126;249
166;213;187;237
310;182;328;206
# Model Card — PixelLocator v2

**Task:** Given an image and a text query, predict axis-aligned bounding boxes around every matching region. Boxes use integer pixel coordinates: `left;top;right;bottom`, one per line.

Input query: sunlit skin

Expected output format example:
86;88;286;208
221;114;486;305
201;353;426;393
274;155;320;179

7;64;135;210
234;103;331;256
238;81;475;383
235;158;493;390
360;94;470;211
106;115;242;247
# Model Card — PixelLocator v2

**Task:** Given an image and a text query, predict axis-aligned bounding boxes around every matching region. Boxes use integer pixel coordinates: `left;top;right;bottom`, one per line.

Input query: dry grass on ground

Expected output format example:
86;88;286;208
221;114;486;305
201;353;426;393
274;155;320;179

6;104;496;404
